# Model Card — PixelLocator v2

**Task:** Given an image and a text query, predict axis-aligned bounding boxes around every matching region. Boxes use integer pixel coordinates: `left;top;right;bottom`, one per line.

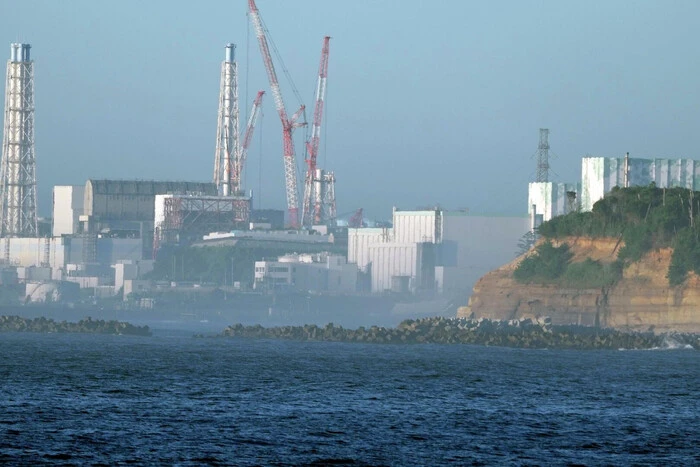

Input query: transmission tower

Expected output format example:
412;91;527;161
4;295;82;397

535;128;550;183
0;43;38;237
213;44;240;197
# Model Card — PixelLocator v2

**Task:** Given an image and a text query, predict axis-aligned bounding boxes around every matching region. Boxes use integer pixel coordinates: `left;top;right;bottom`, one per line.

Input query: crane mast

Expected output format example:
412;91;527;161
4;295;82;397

248;0;305;228
231;90;265;195
302;36;330;228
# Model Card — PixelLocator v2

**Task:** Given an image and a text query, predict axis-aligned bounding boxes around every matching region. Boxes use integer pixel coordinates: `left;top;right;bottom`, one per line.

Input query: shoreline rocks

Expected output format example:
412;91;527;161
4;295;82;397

211;316;698;350
0;315;152;337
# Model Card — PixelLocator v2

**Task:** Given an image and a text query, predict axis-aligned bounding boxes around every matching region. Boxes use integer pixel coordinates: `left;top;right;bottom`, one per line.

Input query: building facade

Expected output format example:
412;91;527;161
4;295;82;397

528;182;579;229
348;208;529;297
581;156;700;212
254;253;357;294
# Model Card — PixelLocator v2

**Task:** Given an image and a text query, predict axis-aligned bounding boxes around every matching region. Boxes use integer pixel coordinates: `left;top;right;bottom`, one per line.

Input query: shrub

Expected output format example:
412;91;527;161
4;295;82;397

617;224;653;262
514;241;573;283
560;258;622;289
667;227;700;286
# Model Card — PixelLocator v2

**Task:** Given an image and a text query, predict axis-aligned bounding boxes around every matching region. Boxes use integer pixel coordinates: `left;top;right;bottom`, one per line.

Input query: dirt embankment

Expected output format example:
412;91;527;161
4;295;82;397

457;237;700;333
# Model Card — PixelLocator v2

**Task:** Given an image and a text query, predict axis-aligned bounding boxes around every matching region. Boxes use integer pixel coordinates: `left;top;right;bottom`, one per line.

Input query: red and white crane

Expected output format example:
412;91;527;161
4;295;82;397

302;36;331;228
248;0;306;228
231;90;265;195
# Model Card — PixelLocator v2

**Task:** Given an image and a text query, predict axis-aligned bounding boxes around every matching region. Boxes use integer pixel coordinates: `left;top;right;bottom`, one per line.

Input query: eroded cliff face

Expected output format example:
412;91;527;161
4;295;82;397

457;237;700;333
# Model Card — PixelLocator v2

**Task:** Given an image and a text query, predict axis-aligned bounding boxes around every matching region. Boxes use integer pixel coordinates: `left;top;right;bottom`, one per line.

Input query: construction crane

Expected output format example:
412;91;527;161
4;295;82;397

231;90;265;195
248;0;306;228
302;36;331;228
348;208;363;228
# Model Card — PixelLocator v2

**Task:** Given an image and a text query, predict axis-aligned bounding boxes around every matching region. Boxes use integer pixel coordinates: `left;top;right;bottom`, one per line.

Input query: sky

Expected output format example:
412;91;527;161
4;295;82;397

1;0;699;222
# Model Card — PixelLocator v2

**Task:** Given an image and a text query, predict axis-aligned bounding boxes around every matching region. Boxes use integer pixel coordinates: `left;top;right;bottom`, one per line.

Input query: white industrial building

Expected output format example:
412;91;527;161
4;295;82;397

528;182;579;229
348;208;529;297
52;185;85;237
254;252;357;293
528;155;700;224
581;155;700;211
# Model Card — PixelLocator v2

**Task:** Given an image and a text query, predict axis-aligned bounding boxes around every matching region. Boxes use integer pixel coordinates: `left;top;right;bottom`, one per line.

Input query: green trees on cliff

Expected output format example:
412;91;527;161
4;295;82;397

532;184;700;286
514;242;572;282
513;241;621;288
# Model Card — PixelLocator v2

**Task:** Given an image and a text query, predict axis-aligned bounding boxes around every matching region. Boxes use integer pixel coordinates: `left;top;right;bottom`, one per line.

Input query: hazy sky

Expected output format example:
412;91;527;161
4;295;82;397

1;0;699;221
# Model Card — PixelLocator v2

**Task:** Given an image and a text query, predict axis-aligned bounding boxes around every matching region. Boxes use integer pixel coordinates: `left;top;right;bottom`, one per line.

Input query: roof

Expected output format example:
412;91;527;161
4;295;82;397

86;180;217;196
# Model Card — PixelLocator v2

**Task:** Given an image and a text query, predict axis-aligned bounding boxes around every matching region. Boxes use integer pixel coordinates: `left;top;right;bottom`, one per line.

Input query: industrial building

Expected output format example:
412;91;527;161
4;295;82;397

254;252;356;293
528;181;579;228
348;208;529;297
529;154;700;225
153;193;251;251
580;155;700;211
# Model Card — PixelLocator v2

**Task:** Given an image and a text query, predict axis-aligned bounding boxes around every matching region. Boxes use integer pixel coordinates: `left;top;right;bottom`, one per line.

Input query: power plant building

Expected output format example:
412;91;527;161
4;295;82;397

52;185;85;236
254;252;357;293
348;209;529;297
526;156;700;227
581;156;700;212
528;182;579;228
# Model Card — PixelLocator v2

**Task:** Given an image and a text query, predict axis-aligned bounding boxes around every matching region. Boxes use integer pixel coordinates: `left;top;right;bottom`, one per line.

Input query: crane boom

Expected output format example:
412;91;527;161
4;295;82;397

307;36;330;173
248;0;304;228
231;90;264;195
302;37;331;227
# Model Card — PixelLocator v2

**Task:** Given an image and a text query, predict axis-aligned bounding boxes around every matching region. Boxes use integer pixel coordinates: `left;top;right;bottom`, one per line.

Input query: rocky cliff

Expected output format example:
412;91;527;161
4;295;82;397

457;237;700;333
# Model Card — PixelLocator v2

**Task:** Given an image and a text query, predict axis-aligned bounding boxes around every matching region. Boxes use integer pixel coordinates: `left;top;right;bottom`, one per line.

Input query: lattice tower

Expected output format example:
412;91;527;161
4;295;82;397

213;44;240;197
0;43;38;237
535;128;550;183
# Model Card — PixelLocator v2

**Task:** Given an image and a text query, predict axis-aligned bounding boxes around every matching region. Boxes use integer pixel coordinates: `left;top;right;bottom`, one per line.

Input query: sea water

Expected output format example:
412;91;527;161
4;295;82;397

0;331;698;465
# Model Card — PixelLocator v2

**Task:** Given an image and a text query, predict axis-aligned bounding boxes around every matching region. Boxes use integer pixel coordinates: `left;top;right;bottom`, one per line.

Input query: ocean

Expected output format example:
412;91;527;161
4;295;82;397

0;330;698;465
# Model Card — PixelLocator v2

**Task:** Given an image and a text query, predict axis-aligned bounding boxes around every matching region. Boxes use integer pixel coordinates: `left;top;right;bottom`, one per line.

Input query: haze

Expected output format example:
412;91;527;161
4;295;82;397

1;0;699;221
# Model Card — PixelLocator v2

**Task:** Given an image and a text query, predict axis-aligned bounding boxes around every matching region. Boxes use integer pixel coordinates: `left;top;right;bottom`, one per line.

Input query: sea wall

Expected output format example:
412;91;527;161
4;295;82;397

213;317;698;350
0;315;152;336
458;237;700;333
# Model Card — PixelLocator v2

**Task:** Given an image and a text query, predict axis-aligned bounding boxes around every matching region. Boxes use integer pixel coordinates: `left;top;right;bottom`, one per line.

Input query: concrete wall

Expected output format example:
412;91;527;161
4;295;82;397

52;185;85;236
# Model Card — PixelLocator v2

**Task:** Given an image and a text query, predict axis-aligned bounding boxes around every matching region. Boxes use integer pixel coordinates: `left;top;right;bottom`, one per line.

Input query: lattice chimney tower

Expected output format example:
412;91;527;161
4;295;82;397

213;43;240;197
535;128;550;183
0;43;38;237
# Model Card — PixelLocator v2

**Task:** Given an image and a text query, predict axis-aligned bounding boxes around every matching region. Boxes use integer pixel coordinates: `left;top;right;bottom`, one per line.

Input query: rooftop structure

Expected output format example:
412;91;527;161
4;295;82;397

83;179;216;223
153;193;251;251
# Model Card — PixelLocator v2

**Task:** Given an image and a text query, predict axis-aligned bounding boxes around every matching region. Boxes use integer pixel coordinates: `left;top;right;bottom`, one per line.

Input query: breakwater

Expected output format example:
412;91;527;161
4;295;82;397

0;315;151;336
216;316;698;350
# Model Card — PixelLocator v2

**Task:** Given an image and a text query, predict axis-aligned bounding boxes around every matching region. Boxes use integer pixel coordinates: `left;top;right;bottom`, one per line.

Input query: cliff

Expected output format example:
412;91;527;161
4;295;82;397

458;237;700;333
